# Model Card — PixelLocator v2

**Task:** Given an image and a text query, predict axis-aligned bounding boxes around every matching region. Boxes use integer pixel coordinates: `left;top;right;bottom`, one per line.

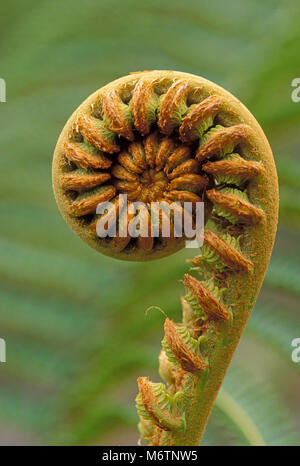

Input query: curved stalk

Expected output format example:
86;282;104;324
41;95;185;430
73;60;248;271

133;71;278;446
215;389;266;446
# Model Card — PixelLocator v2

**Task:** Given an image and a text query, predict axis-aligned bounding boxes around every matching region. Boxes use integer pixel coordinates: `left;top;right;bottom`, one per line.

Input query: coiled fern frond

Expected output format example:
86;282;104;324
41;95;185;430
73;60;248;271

52;70;278;446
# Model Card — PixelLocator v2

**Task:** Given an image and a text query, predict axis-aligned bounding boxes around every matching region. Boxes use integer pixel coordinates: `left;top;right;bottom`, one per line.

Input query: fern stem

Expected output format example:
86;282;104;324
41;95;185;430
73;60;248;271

132;71;278;446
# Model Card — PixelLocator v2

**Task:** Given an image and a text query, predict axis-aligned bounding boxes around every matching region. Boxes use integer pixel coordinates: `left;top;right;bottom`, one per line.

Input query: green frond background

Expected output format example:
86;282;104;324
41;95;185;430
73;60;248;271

0;0;299;445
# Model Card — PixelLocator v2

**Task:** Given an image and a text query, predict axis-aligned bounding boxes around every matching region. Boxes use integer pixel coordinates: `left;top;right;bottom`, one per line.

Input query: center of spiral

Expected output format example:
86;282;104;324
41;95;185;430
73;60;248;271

137;168;168;203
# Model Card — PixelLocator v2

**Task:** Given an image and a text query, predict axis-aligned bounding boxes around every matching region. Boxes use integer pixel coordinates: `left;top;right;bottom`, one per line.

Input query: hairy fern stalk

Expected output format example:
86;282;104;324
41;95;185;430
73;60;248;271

52;70;278;446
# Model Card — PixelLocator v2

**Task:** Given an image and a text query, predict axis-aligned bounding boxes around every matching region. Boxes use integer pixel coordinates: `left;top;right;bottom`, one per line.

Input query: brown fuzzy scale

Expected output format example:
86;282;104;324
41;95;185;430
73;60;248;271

113;179;140;193
137;377;182;432
207;188;264;224
203;229;253;273
77;114;119;154
111;164;138;182
117;151;143;174
155;138;176;171
164;190;202;203
158;80;189;136
68;185;116;216
102;89;134;141
129;142;148;169
164;146;192;175
60;172;111;191
126;187;143;201
137;377;165;428
64;142;112;170
131;79;157;136
202;157;262;178
184;273;231;321
196;124;249;161
164;319;208;372
179;95;224;143
167;159;200;180
144;132;159;168
168;174;208;193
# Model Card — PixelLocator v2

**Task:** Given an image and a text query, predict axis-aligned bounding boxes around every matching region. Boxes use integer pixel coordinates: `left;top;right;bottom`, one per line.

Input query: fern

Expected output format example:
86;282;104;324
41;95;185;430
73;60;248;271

0;0;299;446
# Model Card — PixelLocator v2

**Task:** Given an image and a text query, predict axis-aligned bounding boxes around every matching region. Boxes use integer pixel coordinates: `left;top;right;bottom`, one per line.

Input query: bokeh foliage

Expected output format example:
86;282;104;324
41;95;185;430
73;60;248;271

0;0;299;445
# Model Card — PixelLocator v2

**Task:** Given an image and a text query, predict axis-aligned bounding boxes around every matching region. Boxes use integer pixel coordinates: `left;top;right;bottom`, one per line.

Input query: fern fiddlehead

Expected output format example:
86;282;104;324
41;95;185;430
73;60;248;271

52;71;278;446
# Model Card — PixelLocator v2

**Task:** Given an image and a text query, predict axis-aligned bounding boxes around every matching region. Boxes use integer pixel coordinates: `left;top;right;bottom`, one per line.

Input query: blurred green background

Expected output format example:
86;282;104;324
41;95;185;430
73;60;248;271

0;0;299;446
